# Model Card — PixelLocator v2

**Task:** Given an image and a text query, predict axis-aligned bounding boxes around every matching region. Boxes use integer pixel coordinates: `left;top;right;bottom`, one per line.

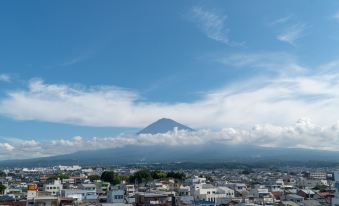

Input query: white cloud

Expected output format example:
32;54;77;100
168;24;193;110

1;68;339;130
1;119;339;160
191;6;231;45
270;15;293;26
277;23;305;45
333;11;339;22
0;74;11;82
0;143;14;151
218;52;306;75
1;54;339;158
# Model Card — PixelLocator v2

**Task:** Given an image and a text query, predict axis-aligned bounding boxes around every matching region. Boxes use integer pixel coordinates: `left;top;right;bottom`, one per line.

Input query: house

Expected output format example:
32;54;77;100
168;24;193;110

61;189;98;203
107;190;125;203
303;199;321;206
122;184;135;197
271;191;283;201
297;189;315;199
314;192;334;205
193;184;234;205
44;179;63;196
178;185;191;196
134;192;175;206
187;176;207;185
192;200;215;206
286;194;304;204
278;201;300;206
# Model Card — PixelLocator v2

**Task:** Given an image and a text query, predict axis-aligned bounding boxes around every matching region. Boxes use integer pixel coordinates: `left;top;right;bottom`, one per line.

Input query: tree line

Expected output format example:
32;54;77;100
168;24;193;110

88;169;186;185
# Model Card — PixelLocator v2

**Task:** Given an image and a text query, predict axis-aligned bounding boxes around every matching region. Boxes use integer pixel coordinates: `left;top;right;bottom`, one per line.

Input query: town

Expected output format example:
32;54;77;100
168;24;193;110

0;164;339;206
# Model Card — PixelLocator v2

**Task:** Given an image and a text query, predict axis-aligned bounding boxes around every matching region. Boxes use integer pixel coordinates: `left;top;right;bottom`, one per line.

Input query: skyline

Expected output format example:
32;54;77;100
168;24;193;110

1;0;339;159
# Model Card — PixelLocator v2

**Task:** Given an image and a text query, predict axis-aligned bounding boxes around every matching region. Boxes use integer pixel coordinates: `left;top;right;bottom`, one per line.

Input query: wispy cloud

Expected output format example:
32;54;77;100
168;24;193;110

269;15;293;26
277;23;305;45
333;10;339;22
1;63;339;130
190;6;234;45
0;74;11;82
218;52;306;75
61;50;94;67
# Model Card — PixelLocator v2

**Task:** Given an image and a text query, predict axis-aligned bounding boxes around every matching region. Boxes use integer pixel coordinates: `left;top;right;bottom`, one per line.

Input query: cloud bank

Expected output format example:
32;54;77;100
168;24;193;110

0;65;339;129
1;118;339;160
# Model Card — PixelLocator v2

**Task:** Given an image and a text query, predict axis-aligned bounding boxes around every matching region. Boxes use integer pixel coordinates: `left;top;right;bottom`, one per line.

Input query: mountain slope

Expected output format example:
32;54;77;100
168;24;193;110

137;118;194;134
1;144;339;167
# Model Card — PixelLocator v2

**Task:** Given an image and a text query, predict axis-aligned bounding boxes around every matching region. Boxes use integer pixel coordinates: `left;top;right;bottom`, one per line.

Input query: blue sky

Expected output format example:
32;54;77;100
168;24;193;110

2;0;339;158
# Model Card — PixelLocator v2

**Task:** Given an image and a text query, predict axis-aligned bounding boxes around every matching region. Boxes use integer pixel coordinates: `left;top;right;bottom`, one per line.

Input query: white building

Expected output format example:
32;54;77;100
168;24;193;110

193;184;234;205
178;185;191;196
249;185;274;205
44;179;63;196
187;176;207;185
122;184;135;197
58;165;81;171
61;189;98;203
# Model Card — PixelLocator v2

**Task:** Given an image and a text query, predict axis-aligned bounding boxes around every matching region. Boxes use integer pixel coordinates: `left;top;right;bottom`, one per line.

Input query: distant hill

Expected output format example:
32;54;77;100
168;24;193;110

137;118;194;134
1;143;339;167
1;118;339;167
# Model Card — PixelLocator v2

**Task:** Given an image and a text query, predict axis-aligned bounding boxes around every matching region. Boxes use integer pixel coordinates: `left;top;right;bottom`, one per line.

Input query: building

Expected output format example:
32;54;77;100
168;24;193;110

107;190;125;203
135;192;175;206
61;189;98;203
286;194;304;204
44;179;62;196
309;172;327;180
297;189;315;199
193;184;234;205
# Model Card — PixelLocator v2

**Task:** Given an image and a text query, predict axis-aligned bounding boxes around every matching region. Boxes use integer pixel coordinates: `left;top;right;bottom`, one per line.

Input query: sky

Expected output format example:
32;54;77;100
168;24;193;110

2;0;339;159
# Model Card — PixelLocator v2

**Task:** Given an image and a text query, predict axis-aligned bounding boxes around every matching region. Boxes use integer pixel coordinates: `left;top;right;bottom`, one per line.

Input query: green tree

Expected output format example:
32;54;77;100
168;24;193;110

57;173;69;180
0;183;6;194
101;171;116;183
313;184;328;192
151;171;167;179
101;171;123;185
166;171;185;180
130;169;152;184
89;175;100;182
0;171;6;177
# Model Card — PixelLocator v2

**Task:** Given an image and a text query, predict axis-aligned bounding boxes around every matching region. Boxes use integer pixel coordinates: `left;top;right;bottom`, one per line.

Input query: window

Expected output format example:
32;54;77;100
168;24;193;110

114;195;123;199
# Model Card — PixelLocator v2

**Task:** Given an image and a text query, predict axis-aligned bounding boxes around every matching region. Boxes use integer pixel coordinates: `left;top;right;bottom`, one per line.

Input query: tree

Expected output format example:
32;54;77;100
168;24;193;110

166;171;186;180
48;173;69;182
0;183;6;194
0;171;6;177
89;175;100;182
57;173;69;180
206;176;214;183
101;171;123;185
101;171;116;183
151;171;167;180
130;169;152;184
313;184;328;192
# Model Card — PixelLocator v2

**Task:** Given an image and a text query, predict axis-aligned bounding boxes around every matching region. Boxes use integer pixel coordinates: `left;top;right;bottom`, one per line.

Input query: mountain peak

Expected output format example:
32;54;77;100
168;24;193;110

137;118;194;135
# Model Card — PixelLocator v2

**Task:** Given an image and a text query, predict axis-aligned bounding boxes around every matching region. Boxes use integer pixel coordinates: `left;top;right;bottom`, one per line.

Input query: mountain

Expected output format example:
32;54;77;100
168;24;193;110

1;144;339;167
1;118;339;167
137;118;194;134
